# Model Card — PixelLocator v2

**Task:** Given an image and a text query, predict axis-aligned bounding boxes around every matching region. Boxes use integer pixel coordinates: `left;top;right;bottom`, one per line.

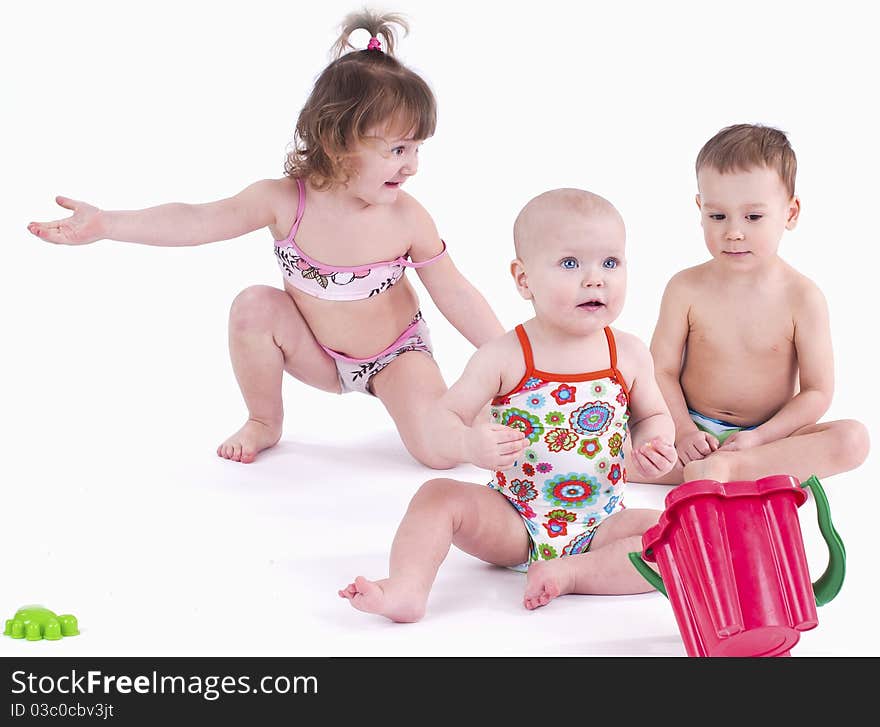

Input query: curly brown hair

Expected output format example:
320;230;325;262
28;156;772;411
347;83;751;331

285;9;437;190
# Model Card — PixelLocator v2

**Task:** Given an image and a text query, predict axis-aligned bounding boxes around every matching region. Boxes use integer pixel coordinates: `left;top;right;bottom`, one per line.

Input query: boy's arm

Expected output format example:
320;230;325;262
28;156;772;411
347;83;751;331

621;332;677;479
721;284;834;451
435;338;526;470
28;179;281;247
650;274;719;463
405;199;506;348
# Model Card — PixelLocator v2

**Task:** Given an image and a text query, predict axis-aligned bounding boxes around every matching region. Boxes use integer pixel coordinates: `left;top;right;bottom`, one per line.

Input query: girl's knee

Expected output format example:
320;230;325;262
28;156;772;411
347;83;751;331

228;285;284;331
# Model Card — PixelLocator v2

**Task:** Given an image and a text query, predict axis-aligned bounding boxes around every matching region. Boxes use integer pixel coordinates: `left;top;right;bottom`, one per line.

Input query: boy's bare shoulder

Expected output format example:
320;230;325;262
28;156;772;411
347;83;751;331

780;263;829;317
664;262;714;295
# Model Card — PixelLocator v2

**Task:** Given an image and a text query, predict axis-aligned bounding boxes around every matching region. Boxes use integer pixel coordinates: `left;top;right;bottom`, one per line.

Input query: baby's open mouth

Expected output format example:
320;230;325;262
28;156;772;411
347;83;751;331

578;301;605;309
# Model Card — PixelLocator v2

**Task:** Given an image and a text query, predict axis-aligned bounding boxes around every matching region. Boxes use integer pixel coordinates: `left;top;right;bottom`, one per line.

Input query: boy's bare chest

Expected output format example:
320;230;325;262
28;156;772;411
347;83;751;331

687;292;795;357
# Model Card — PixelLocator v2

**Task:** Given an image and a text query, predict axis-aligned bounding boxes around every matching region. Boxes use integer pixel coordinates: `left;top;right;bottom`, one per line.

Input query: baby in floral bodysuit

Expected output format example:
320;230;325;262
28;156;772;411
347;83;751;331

339;188;677;621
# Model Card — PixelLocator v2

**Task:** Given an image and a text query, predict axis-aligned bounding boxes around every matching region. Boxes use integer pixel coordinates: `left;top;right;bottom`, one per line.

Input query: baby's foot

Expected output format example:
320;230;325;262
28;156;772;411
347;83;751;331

217;419;281;464
337;576;427;623
682;450;735;483
523;559;576;610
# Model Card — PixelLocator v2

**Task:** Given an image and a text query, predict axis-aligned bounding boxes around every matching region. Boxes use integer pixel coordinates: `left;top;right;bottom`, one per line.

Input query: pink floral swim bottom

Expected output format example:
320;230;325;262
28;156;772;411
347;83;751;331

323;311;433;395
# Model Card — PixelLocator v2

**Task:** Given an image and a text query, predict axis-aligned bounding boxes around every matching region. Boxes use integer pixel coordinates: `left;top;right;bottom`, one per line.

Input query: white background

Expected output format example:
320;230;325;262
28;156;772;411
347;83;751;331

2;0;877;656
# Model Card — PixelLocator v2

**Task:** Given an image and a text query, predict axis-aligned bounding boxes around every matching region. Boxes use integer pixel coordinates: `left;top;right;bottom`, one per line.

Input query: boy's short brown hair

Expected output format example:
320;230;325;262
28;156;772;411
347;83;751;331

696;124;797;197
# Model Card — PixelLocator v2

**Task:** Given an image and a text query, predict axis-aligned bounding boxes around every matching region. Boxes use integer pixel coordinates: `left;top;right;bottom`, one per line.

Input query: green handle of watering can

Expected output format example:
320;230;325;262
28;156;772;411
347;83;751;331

628;551;666;597
801;474;846;606
627;474;846;605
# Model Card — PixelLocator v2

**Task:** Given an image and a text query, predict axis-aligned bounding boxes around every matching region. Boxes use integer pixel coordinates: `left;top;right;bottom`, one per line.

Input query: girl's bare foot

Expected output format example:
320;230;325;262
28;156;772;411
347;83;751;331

337;576;428;623
523;558;576;610
217;419;281;464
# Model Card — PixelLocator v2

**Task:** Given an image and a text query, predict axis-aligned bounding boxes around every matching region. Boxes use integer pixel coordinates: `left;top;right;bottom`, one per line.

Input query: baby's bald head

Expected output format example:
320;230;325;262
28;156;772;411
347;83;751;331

513;188;624;261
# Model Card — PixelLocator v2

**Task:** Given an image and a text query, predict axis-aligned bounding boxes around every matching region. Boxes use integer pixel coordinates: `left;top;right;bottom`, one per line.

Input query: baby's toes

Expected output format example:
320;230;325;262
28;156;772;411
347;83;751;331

338;583;358;600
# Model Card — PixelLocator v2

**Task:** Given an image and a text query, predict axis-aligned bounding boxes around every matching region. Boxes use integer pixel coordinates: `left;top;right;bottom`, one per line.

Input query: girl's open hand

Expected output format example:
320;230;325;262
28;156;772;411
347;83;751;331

631;436;677;480
28;196;104;245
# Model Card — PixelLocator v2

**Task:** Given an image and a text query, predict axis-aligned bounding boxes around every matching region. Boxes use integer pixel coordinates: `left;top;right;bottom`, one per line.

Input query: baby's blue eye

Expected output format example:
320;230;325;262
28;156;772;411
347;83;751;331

560;258;579;269
392;146;405;156
709;214;726;221
746;214;763;221
603;257;619;269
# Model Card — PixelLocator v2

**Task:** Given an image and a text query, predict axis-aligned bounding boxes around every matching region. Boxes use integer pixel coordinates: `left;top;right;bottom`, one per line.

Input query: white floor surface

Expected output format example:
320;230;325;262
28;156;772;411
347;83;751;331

1;388;874;657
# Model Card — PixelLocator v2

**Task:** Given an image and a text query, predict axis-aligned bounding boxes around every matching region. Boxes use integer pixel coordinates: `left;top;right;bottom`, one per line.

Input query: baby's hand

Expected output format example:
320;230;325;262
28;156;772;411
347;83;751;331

27;196;104;245
467;422;527;471
718;429;763;452
675;429;719;466
631;436;678;480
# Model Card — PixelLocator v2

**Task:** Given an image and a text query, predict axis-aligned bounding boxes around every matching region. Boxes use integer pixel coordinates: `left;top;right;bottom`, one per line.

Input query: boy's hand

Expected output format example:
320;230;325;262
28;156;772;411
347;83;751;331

718;429;763;452
631;436;678;479
28;196;104;245
466;422;527;471
676;429;719;466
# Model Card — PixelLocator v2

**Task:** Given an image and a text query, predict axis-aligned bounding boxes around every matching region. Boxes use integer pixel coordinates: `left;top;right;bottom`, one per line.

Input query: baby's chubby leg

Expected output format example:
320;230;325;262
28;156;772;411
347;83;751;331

217;285;341;463
339;478;530;623
523;508;661;610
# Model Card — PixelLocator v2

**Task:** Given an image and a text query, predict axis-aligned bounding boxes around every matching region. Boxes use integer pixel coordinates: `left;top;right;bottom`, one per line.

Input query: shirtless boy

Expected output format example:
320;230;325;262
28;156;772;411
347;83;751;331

638;124;869;485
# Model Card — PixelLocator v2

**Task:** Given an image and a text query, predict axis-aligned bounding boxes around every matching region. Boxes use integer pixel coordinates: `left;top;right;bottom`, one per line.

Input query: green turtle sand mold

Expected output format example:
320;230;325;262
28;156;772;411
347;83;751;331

4;605;79;641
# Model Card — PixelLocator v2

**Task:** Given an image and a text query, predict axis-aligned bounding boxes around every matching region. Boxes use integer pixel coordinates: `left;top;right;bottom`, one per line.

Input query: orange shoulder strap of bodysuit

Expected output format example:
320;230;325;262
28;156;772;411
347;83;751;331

603;326;617;369
514;324;535;373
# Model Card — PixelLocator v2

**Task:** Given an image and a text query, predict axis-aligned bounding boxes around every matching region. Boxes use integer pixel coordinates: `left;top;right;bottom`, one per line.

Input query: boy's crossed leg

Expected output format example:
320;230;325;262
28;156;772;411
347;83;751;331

625;418;869;486
681;419;869;483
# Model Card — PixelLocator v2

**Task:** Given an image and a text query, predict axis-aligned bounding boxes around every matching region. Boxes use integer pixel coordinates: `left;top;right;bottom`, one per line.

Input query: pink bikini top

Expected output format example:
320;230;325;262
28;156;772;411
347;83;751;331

274;178;447;301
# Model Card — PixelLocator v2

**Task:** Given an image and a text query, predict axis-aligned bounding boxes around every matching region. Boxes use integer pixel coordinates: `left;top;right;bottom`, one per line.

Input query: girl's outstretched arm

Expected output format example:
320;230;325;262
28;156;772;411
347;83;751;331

28;178;282;247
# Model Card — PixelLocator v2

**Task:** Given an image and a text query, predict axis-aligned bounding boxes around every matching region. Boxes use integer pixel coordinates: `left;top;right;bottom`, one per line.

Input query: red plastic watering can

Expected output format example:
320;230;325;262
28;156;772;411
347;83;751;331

628;474;845;657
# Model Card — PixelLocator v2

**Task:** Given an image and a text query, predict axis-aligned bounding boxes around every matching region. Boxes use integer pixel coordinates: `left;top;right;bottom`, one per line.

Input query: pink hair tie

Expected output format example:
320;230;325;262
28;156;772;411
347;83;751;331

367;37;382;51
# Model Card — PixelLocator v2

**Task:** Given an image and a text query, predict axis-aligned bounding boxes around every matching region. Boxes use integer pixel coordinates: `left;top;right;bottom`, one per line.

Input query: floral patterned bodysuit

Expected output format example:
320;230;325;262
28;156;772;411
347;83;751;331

489;324;630;566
